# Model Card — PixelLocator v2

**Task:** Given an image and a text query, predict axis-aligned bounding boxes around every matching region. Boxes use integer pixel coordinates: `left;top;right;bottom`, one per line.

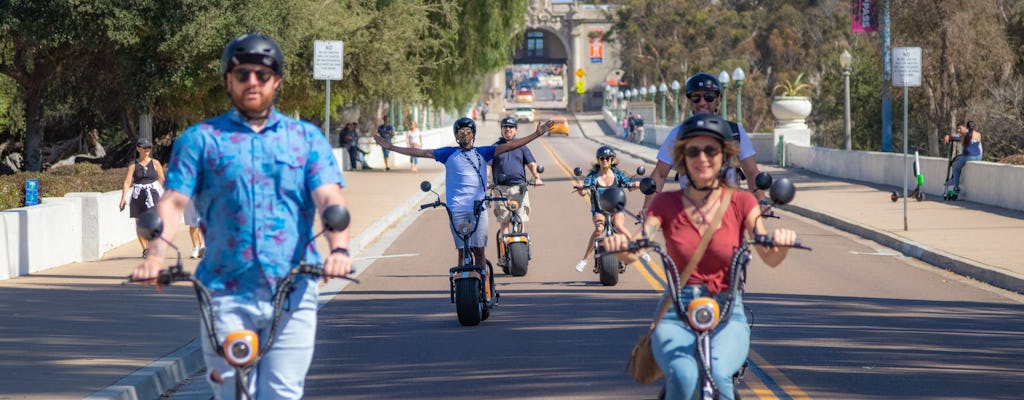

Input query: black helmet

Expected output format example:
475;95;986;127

596;145;616;159
453;117;477;134
676;114;734;142
220;33;284;76
500;116;518;128
685;73;721;95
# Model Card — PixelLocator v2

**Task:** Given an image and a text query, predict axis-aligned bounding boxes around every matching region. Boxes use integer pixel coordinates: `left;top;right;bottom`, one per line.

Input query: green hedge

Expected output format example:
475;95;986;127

0;163;126;210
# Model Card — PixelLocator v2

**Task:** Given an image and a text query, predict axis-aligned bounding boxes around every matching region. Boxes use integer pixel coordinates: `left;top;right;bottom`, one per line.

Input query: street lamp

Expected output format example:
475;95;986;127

648;85;656;103
670;80;681;125
617;91;625;121
840;49;853;150
639;86;648;102
658;83;668;125
718;71;730;118
731;67;745;125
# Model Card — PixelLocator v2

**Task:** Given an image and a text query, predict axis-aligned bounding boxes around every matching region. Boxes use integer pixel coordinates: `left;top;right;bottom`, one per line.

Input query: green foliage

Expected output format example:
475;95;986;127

0;163;124;210
772;73;812;97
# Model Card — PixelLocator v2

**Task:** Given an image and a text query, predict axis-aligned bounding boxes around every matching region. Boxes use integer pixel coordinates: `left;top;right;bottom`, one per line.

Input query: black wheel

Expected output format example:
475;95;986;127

454;279;483;326
915;190;924;201
507;242;529;276
890;192;898;202
598;254;619;286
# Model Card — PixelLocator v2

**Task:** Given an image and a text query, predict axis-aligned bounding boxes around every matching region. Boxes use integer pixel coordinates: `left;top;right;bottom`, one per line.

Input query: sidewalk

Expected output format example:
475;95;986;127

572;112;1024;295
0;164;446;400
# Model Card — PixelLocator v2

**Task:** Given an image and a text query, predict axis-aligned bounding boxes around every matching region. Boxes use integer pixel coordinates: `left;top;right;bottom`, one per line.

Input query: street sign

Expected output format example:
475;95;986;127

25;178;38;206
314;40;344;80
892;47;921;87
575;80;585;94
575;68;585;78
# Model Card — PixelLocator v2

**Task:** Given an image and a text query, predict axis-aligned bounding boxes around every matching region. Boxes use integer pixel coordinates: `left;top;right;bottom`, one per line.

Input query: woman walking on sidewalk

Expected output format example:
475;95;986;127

119;137;165;258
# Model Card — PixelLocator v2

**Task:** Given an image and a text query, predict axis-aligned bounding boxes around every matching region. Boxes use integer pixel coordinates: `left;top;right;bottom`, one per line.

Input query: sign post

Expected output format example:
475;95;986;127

892;46;921;231
314;40;344;139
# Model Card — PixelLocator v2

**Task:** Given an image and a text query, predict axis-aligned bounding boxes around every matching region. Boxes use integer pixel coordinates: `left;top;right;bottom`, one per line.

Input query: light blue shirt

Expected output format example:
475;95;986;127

165;108;344;295
433;146;497;213
657;122;756;165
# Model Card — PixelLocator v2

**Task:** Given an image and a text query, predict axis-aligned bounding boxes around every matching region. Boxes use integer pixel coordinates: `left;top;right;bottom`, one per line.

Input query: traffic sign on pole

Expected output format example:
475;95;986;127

575;68;585;78
314;40;344;81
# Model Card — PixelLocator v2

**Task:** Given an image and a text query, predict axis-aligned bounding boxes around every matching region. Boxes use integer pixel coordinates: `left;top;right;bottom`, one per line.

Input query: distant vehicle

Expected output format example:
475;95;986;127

515;88;534;103
549;116;569;135
513;107;535;122
517;77;541;89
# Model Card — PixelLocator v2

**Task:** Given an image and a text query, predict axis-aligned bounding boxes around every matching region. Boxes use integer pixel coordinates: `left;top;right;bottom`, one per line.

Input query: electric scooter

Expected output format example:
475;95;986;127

943;139;962;200
890;149;925;202
491;166;544;277
572;165;646;286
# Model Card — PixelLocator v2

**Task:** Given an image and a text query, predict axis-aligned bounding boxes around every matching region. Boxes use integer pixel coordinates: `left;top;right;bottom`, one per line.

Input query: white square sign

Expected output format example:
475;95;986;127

314;40;344;81
892;47;921;87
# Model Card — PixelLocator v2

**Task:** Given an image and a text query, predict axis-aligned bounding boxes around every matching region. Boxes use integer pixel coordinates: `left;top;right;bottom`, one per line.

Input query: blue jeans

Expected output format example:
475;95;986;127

947;154;981;190
652;287;749;400
200;278;318;400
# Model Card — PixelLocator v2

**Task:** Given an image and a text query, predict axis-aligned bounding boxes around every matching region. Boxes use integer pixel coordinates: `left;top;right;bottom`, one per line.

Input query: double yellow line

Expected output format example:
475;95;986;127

537;135;812;400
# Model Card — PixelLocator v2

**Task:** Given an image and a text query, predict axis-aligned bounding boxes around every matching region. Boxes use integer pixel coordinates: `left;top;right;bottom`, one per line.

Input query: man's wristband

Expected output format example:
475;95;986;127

331;247;349;256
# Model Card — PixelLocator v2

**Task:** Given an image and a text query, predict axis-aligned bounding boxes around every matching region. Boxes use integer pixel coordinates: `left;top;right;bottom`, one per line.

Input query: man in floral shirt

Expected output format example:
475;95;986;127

131;33;351;399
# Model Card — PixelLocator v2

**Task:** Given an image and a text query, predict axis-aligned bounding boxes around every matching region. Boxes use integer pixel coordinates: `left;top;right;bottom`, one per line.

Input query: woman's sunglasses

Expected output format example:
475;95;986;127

684;145;721;158
231;67;274;84
598;156;614;161
689;92;718;104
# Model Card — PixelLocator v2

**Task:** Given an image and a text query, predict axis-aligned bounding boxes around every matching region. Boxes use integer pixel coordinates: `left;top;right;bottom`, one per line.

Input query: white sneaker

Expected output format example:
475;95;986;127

190;247;200;259
575;260;587;272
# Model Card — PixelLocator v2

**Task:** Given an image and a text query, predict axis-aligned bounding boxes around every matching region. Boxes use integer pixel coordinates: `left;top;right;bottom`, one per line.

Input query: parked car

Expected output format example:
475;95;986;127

549;116;569;135
512;107;535;122
515;88;534;103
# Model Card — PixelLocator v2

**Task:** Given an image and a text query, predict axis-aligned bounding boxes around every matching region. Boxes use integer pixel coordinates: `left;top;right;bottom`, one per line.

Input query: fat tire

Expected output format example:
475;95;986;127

598;254;619;286
507;242;529;276
454;279;483;326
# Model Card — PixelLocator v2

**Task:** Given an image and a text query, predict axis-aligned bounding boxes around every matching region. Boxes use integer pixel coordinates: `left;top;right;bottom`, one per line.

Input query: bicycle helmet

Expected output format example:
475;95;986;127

220;33;284;76
685;72;721;95
500;116;518;128
596;145;616;159
453;117;477;134
676;114;734;143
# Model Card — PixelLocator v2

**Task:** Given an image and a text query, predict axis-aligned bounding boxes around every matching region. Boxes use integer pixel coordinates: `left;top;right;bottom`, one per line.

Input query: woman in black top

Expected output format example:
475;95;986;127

119;138;165;258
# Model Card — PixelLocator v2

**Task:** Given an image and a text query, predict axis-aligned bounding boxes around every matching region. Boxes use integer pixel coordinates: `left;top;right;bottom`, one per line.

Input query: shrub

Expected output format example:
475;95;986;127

0;164;126;210
998;153;1024;165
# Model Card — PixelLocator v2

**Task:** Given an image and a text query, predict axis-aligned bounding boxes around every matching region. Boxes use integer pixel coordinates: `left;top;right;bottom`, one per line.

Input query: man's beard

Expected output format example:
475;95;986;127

232;91;274;121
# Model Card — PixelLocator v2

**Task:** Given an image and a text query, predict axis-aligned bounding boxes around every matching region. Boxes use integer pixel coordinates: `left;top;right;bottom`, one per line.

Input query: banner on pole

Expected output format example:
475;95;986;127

852;0;879;33
589;29;604;64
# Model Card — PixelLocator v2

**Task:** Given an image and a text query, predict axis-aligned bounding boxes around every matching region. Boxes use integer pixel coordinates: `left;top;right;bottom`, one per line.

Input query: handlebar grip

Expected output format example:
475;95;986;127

420;201;439;210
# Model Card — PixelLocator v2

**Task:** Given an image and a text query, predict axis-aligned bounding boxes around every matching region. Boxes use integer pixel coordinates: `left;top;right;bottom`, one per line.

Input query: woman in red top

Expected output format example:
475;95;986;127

606;113;796;399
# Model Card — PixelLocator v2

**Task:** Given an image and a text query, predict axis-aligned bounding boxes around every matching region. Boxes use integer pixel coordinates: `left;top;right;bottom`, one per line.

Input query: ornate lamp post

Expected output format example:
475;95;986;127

670;80;681;125
639;86;648;103
840;50;853;150
718;71;730;118
648;85;656;102
617;91;625;121
732;67;746;125
658;83;668;125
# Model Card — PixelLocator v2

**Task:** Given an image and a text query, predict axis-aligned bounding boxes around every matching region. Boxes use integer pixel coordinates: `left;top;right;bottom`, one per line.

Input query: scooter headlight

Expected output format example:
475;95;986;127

223;330;259;367
507;200;520;211
686;297;720;332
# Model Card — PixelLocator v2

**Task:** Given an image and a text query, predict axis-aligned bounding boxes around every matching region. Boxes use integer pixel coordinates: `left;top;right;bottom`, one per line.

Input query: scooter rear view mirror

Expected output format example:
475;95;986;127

420;181;432;192
769;177;796;205
636;166;646;176
639;177;657;195
136;210;164;241
573;167;582;177
754;172;773;191
496;174;512;186
321;205;350;232
599;186;627;214
536;165;545;174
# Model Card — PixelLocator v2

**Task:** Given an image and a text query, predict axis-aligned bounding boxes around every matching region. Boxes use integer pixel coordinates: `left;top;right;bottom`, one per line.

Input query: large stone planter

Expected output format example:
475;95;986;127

771;96;812;129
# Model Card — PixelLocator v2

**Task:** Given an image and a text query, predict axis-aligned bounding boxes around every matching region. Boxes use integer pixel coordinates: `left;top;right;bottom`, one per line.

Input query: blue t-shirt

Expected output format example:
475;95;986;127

491;138;536;185
164;108;344;296
434;146;497;213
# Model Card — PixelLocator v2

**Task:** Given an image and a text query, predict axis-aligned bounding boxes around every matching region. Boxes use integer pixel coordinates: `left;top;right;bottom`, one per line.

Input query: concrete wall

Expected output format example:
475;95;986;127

337;125;457;171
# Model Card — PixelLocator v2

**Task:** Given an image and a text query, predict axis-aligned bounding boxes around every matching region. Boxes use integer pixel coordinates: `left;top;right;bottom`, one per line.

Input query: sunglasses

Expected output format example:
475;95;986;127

684;145;721;159
231;67;275;84
598;156;614;161
689;92;719;104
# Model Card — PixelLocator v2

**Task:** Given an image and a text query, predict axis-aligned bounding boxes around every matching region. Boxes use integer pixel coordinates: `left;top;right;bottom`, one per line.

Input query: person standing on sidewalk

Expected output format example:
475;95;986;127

378;116;395;171
490;116;544;248
130;33;352;400
184;199;205;258
374;117;553;266
644;72;763;211
944;120;983;193
407;119;422;172
119;137;165;258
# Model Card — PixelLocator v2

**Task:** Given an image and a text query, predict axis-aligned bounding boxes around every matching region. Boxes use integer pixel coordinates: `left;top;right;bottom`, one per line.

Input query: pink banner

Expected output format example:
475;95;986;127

852;0;879;33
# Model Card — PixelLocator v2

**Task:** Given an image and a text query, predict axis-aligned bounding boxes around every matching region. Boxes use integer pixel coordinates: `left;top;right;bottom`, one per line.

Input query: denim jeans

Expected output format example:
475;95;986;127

947;154;981;190
652;287;749;400
200;278;318;400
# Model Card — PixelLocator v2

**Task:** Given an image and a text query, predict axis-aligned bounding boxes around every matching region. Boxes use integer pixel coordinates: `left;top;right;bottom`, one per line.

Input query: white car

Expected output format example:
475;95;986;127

513;107;535;122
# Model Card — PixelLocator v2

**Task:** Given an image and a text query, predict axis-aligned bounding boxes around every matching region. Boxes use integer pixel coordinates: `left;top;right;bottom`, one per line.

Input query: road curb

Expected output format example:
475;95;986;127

85;172;447;400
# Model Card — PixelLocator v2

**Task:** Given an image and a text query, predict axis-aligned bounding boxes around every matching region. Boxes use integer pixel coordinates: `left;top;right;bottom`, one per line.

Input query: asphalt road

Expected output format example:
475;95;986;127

166;110;1024;400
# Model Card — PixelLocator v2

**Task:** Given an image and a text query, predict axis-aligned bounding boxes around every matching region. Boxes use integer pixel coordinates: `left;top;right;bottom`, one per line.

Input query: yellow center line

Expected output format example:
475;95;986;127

539;133;806;400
